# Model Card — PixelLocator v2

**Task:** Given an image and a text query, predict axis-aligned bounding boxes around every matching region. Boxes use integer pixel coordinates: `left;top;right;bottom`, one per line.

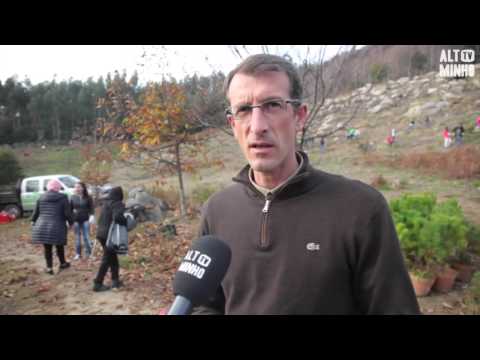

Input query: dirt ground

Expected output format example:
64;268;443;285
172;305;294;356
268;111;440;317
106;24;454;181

1;215;477;315
0;218;181;315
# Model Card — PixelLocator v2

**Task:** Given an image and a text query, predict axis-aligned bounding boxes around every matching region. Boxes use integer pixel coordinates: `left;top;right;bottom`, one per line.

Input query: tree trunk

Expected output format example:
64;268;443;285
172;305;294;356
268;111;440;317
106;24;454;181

55;112;61;141
174;142;187;217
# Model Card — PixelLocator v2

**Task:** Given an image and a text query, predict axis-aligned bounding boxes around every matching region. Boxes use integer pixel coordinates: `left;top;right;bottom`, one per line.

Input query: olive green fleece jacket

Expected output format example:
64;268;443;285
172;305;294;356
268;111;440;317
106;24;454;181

193;152;420;315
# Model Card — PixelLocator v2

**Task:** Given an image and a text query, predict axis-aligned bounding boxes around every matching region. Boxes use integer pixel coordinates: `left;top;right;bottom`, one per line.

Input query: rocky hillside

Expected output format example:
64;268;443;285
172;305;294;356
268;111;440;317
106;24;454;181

313;64;480;151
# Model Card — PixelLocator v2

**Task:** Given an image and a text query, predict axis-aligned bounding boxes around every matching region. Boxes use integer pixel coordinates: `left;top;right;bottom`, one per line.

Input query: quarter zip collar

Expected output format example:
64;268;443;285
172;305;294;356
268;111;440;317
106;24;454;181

248;152;304;197
232;151;314;201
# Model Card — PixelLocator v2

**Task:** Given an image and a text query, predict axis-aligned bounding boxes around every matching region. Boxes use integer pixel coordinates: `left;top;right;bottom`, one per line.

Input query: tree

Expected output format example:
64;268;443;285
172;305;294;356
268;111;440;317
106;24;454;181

410;51;429;76
0;149;24;185
370;63;389;83
120;82;213;217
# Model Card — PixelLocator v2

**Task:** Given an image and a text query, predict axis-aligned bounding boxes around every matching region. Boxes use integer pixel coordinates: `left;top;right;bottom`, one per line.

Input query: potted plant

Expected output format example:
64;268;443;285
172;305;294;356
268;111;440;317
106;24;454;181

422;199;468;293
450;223;479;282
391;194;469;296
391;193;438;297
451;252;475;283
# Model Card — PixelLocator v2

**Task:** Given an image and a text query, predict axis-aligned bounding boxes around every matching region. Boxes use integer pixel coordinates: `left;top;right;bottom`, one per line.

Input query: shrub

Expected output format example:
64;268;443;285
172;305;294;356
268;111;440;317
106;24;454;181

0;149;24;185
145;182;179;210
390;193;469;275
370;175;391;190
366;146;480;180
370;63;389;83
191;183;217;207
464;272;480;314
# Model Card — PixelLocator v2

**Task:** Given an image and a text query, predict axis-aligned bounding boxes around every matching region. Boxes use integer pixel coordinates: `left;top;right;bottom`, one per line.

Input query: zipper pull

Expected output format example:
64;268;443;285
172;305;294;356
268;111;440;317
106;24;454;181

262;198;271;213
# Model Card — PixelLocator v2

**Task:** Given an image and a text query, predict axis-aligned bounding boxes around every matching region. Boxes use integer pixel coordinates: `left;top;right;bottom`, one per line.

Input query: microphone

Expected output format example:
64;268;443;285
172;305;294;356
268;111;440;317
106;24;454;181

167;235;231;315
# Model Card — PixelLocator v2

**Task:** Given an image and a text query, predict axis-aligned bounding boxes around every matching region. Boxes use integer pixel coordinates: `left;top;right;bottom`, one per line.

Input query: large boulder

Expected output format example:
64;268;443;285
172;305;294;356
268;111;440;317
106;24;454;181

371;84;387;96
405;101;449;117
125;186;169;223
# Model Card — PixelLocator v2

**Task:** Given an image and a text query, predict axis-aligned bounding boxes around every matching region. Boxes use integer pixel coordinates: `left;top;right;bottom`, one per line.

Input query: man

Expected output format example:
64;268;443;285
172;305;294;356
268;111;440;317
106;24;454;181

193;54;420;315
452;124;465;146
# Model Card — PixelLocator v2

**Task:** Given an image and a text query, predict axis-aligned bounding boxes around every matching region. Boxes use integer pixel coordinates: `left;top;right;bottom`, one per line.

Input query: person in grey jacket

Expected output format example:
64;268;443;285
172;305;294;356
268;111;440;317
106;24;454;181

32;179;73;275
70;182;95;260
93;186;127;292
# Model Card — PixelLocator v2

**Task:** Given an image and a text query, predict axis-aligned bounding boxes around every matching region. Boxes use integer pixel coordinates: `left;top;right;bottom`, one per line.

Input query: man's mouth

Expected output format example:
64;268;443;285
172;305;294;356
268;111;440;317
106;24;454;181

249;142;274;149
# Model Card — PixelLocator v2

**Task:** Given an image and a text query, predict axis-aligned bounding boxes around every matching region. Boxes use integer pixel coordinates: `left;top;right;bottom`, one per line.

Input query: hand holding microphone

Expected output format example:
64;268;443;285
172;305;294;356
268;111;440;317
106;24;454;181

167;235;231;315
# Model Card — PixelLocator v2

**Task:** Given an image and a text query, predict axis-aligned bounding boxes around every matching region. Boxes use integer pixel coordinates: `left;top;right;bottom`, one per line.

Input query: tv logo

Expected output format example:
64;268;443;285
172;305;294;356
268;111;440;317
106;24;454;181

178;250;212;279
439;49;476;78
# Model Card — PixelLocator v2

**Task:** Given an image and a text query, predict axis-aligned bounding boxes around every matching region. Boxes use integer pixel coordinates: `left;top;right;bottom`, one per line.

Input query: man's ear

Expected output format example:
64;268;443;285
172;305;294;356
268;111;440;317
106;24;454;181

295;104;308;132
227;115;238;138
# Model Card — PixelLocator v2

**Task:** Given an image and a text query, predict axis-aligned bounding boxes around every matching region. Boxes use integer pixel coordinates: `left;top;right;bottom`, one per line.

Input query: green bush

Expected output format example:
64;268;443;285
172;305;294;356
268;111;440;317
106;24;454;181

0;149;24;185
370;63;389;83
390;193;469;275
464;272;480;314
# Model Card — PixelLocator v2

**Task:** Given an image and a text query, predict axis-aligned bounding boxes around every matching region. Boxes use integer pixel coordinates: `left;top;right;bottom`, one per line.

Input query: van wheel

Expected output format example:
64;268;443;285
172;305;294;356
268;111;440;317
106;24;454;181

4;204;22;218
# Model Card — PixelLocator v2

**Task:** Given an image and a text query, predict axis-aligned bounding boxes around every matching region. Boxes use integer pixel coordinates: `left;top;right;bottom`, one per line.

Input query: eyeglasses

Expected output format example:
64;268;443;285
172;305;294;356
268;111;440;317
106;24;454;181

226;98;301;121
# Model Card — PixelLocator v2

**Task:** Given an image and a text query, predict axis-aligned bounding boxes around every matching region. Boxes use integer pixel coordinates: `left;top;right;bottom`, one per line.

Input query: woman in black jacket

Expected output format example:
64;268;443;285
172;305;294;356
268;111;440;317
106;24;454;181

93;186;127;292
32;179;73;275
70;182;94;260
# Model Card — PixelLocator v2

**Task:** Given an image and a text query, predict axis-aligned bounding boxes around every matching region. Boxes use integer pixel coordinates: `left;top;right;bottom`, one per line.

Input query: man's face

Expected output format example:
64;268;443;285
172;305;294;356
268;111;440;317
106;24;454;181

227;71;307;176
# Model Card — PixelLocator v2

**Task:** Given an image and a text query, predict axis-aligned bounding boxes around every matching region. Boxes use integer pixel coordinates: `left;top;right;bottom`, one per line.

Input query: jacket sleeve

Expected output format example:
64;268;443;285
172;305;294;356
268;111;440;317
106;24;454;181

63;195;74;225
353;195;420;315
112;201;127;226
191;207;226;315
31;199;40;223
88;196;95;216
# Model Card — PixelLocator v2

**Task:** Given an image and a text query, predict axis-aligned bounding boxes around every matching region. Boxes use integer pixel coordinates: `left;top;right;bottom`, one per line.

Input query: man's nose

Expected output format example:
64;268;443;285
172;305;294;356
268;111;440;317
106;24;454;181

249;107;268;134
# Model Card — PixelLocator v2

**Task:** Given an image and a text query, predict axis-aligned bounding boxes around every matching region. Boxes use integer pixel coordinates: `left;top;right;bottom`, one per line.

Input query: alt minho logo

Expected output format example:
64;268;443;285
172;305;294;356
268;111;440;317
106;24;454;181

439;49;476;78
178;250;212;279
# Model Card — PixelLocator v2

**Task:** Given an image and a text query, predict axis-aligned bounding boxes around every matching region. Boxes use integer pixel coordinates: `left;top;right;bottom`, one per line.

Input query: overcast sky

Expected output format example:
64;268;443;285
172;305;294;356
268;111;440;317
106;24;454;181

0;45;360;85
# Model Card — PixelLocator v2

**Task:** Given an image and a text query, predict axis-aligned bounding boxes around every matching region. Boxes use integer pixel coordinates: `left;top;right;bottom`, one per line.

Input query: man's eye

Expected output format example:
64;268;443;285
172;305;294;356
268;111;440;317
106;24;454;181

264;100;283;110
236;105;251;115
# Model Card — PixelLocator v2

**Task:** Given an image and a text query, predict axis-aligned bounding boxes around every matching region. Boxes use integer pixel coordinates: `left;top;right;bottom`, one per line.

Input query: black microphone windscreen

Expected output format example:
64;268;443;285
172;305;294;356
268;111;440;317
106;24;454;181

172;235;231;306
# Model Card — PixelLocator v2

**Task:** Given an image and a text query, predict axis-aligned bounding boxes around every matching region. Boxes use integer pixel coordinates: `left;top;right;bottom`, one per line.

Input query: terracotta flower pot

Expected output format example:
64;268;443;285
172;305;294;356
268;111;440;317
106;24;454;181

451;263;475;283
409;273;436;297
433;267;458;293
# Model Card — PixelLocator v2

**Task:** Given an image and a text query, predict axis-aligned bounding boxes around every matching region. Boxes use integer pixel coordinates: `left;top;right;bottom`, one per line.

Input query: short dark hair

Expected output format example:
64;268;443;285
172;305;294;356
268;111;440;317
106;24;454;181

224;54;302;101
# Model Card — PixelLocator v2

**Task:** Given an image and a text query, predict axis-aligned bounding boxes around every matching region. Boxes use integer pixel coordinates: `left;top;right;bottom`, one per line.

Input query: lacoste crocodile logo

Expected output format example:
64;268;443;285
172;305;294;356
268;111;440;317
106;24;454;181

306;242;321;251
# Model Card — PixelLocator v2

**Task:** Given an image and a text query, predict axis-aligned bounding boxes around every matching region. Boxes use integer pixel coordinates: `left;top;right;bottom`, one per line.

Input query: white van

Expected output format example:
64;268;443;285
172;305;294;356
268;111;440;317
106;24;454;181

20;174;80;212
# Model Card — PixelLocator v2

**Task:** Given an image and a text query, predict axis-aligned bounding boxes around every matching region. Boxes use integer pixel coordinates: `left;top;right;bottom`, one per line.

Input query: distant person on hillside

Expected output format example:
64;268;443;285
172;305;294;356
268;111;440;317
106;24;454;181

425;116;431;128
387;134;395;146
443;127;452;148
408;120;415;132
192;53;420;315
391;128;396;139
70;182;95;260
31;179;73;275
452;124;465;146
475;116;480;132
346;128;355;140
319;136;326;152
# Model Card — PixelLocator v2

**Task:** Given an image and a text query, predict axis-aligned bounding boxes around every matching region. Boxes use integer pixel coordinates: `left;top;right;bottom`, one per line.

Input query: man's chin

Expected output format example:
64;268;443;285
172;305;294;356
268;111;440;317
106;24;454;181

249;158;277;173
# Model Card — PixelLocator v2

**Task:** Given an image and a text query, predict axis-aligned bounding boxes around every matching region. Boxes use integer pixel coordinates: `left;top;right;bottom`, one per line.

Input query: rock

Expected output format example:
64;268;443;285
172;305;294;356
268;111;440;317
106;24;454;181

440;91;461;101
450;84;465;93
368;104;383;114
470;76;480;89
125;186;169;223
406;100;449;117
371;84;387;96
427;88;438;95
397;77;409;85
